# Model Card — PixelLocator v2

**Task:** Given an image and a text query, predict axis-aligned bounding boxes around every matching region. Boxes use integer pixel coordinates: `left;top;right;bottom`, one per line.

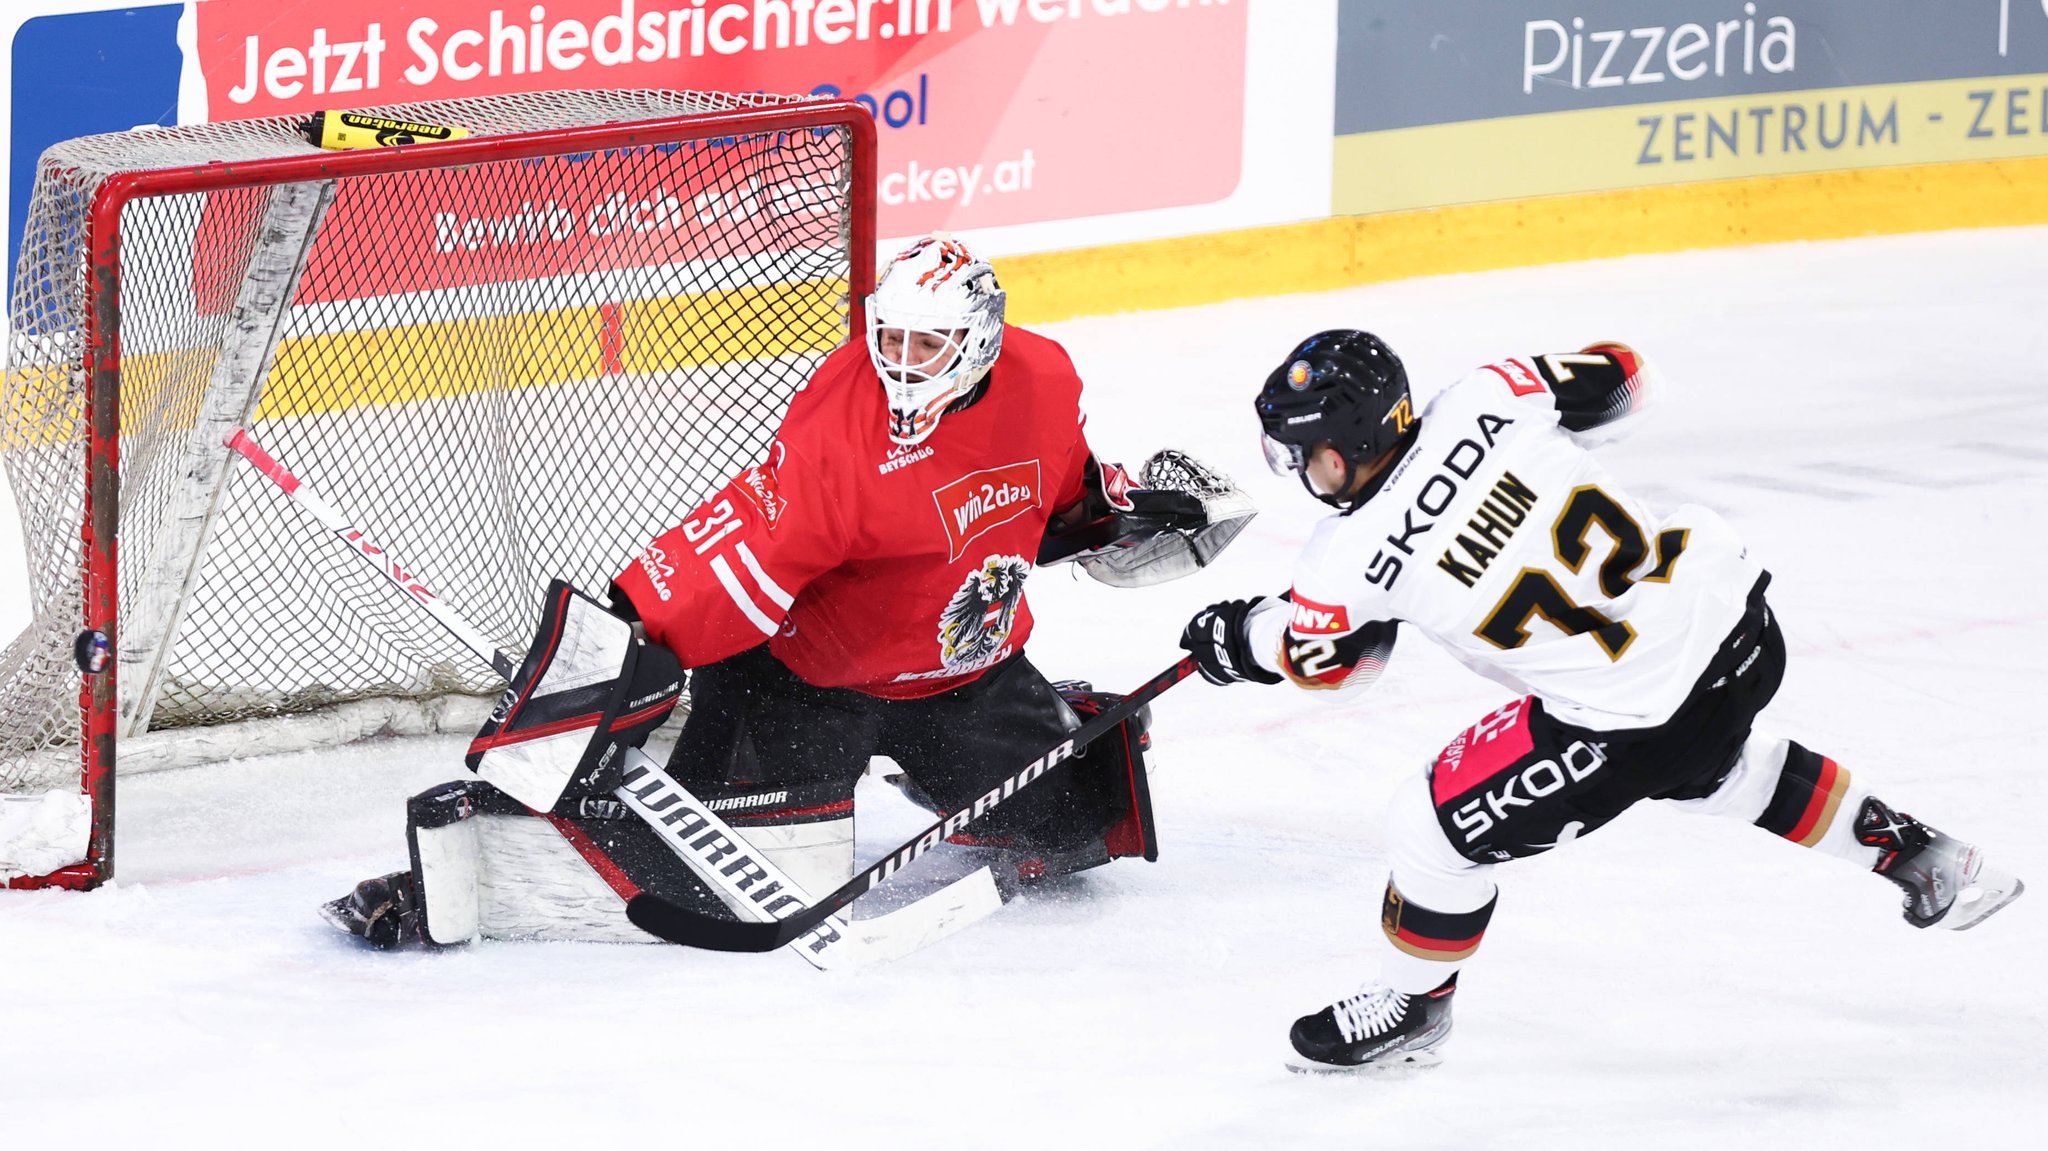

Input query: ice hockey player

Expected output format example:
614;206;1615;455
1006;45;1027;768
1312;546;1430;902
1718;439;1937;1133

1177;330;2024;1074
323;235;1252;948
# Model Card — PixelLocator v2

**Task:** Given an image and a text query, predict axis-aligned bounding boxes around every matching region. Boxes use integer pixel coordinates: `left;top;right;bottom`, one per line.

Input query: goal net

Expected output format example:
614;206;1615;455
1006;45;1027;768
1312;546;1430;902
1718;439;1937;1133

1;90;874;889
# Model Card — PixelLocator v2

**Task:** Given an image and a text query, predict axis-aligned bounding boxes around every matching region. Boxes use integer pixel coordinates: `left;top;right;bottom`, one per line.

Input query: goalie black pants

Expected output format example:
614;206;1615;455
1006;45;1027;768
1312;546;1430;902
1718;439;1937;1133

666;644;1125;850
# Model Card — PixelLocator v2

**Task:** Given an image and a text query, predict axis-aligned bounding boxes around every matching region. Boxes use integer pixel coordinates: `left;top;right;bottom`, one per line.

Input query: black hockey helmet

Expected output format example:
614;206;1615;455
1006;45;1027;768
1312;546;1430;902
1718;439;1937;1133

1254;330;1415;507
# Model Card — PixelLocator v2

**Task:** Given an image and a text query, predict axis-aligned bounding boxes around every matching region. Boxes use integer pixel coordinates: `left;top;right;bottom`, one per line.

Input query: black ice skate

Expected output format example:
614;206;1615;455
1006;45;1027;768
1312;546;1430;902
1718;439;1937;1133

318;870;425;949
1860;798;2024;931
1286;975;1457;1076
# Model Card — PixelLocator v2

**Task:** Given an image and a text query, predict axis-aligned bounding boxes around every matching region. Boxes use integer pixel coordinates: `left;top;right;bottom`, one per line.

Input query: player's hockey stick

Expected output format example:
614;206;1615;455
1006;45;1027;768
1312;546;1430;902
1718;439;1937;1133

223;427;1002;969
624;654;1199;952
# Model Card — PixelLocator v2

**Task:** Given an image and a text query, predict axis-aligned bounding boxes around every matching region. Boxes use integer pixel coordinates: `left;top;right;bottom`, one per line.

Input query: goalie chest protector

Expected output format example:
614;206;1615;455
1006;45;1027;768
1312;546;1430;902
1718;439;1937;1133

618;327;1095;699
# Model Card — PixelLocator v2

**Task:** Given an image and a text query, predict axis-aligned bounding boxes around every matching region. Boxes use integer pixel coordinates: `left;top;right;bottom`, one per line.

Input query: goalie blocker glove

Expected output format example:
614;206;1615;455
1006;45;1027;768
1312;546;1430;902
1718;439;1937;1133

466;580;683;812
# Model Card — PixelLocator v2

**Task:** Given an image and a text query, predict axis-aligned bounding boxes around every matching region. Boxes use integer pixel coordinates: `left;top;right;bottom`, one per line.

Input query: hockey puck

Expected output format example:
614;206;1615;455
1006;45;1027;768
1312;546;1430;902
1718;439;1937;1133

73;629;111;674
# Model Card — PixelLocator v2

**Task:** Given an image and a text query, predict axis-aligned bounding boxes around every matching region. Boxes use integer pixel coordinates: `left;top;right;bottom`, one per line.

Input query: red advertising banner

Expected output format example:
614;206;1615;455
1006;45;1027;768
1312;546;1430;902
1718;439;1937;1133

193;134;842;310
194;0;1247;238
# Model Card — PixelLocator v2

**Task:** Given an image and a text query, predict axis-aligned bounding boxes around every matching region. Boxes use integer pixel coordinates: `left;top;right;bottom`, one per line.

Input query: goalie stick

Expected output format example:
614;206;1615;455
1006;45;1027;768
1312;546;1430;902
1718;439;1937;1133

223;427;1001;969
624;654;1199;952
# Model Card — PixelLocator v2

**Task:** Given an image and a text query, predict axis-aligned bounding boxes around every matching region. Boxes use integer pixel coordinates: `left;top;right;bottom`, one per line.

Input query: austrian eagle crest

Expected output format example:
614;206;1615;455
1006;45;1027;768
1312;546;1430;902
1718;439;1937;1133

939;555;1030;669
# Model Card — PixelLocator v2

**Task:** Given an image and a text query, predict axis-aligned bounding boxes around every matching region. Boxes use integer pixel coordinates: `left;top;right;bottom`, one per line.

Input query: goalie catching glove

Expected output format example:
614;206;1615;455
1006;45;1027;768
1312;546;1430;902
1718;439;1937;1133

1039;450;1256;588
466;580;683;812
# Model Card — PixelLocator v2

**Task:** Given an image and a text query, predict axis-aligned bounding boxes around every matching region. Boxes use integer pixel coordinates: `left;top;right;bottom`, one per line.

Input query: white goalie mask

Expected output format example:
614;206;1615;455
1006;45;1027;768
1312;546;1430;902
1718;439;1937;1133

865;235;1006;445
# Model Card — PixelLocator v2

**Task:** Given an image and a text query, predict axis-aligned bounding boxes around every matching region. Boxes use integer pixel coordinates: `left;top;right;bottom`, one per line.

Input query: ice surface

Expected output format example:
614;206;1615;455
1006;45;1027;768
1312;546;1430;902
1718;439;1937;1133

3;228;2044;1149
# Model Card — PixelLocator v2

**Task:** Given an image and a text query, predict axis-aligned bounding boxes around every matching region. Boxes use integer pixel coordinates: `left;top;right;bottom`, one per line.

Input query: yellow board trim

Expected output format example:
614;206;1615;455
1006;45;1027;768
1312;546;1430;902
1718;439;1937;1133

1002;155;2048;325
12;155;2039;431
5;281;845;442
247;282;845;421
1332;73;2048;216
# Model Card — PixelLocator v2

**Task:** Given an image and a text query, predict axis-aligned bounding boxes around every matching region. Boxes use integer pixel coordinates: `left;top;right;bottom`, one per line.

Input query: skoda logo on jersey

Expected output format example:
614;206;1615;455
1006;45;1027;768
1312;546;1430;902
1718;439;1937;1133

1288;360;1313;390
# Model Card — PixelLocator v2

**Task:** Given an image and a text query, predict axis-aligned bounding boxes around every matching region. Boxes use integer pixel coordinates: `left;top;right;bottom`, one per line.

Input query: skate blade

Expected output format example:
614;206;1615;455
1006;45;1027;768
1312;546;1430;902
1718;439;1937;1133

1284;1049;1443;1078
315;896;356;933
317;894;399;948
1946;875;2024;931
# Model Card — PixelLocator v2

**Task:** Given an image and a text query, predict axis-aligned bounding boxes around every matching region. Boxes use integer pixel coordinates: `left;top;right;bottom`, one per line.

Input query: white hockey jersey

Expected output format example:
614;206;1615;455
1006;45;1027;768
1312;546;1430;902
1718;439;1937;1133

1247;348;1763;731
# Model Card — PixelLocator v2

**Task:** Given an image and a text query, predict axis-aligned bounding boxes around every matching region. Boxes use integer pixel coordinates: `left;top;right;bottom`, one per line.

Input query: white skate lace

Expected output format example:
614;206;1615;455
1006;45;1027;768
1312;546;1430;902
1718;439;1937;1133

1332;984;1408;1044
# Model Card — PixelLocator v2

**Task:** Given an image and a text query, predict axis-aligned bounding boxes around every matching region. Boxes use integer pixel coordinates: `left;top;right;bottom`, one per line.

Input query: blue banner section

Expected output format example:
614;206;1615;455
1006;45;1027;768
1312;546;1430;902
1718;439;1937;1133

9;5;184;296
1337;0;2048;134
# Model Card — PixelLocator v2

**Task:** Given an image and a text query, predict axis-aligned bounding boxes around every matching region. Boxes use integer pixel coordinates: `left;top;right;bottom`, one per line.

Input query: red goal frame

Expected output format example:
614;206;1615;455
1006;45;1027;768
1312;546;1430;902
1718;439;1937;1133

24;100;875;890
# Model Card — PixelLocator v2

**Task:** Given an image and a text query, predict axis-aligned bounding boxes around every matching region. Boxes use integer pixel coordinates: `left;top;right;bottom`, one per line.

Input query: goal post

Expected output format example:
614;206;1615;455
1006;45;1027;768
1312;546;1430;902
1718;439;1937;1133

1;90;877;890
118;179;338;742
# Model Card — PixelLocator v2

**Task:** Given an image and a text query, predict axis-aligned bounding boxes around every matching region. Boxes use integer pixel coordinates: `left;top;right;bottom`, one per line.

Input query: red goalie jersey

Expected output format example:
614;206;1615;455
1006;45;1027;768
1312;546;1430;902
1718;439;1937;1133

612;327;1098;699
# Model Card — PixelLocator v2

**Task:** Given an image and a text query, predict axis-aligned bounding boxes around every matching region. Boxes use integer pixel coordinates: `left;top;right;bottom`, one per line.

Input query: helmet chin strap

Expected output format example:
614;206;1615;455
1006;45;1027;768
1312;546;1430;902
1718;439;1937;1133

1301;428;1419;513
1299;460;1359;511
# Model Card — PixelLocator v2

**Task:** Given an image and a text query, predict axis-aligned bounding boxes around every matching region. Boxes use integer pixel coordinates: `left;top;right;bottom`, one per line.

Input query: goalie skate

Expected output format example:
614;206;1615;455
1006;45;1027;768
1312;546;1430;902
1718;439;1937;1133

1284;976;1456;1077
318;870;424;950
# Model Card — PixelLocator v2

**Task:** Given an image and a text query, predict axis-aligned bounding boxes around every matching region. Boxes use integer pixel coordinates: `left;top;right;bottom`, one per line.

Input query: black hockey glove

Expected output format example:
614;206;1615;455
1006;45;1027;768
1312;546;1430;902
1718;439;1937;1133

466;580;684;812
1180;598;1284;686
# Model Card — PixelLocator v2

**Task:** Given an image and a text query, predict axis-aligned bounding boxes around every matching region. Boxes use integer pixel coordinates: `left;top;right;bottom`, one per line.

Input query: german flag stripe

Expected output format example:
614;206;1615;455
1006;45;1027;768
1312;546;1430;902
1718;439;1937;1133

1756;743;1854;846
1386;927;1487;962
1787;758;1851;846
1380;882;1497;963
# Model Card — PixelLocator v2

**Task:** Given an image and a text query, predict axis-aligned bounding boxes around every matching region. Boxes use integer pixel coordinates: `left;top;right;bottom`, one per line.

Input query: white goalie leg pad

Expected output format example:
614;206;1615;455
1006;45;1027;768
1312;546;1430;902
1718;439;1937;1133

732;816;855;918
465;581;679;814
413;817;482;945
471;814;658;944
0;791;91;880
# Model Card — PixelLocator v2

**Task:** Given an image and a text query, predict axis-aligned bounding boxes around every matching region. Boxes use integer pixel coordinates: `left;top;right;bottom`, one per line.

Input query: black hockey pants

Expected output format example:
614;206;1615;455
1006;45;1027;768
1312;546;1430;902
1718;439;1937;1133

667;644;1126;851
1430;574;1787;863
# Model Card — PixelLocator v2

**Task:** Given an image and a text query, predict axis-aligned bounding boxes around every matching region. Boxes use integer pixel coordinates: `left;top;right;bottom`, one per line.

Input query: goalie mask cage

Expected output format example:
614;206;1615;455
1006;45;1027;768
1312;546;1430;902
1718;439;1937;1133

1;90;876;890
